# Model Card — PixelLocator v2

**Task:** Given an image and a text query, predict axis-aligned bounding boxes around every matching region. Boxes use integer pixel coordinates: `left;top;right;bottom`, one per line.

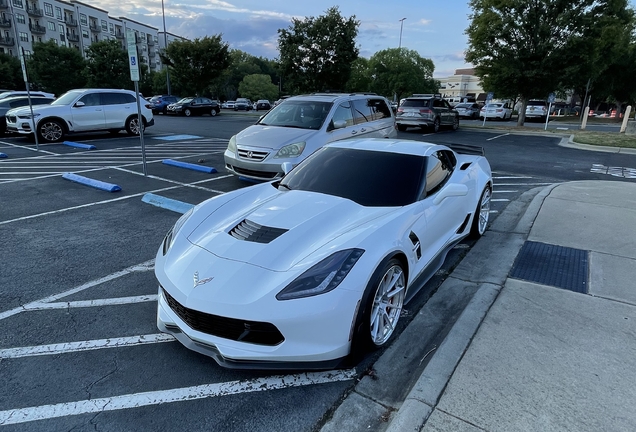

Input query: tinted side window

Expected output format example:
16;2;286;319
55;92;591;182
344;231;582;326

369;99;391;120
9;99;30;108
352;99;373;125
202;98;213;104
121;93;136;104
33;99;54;106
402;99;428;108
433;99;445;108
101;92;126;105
425;152;452;196
332;102;354;127
443;100;452;109
77;93;101;107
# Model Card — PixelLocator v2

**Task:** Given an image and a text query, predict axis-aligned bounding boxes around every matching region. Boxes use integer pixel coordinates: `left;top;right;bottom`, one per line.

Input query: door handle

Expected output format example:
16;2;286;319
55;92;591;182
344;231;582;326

360;128;366;132
351;130;357;134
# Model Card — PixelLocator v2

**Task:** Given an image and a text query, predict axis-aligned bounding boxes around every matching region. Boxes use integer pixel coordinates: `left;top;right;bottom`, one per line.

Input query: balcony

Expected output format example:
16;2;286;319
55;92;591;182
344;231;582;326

89;23;100;33
66;33;79;42
0;18;10;28
27;6;43;17
29;23;46;34
115;31;124;39
0;0;8;8
64;18;77;27
147;38;154;46
148;50;155;58
0;36;14;46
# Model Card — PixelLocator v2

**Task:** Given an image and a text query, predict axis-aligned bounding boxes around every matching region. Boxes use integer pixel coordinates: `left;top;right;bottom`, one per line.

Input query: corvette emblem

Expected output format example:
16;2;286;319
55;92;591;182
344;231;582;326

193;271;214;288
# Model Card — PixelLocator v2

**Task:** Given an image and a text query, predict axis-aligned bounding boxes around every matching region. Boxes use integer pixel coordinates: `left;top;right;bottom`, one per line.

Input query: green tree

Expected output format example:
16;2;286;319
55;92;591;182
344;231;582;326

278;6;359;93
28;41;86;96
160;35;231;96
0;53;24;90
465;0;625;125
84;40;129;89
345;57;372;92
367;48;438;102
238;74;279;101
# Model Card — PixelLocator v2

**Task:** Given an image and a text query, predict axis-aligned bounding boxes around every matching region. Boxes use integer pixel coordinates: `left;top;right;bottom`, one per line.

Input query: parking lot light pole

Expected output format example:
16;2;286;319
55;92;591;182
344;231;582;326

398;18;406;49
162;0;171;95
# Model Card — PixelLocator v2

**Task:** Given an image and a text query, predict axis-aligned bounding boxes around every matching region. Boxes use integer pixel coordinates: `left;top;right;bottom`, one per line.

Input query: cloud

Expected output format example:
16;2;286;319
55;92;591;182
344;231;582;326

418;19;432;25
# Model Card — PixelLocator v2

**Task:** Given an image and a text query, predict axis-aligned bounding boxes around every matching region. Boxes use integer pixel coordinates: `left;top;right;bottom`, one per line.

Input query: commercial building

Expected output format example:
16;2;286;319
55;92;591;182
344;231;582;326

437;68;485;103
0;0;186;72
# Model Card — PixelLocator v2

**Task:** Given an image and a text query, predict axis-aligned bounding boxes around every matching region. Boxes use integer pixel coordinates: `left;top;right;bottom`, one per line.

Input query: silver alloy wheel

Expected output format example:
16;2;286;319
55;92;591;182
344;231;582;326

184;109;192;117
128;118;141;135
370;264;405;345
210;109;217;117
39;121;63;142
452;116;459;130
477;187;492;235
433;118;440;132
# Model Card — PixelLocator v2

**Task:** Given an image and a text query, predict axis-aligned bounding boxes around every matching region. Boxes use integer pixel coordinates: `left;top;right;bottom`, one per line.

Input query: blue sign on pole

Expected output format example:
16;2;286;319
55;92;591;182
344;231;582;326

548;93;556;103
130;56;136;66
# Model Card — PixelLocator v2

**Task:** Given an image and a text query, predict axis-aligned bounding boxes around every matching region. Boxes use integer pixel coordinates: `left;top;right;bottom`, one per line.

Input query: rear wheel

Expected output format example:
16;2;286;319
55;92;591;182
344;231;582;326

433;117;440;133
37;119;65;143
351;258;406;359
210;109;217;117
125;116;143;135
452;115;459;130
397;124;407;132
470;185;492;238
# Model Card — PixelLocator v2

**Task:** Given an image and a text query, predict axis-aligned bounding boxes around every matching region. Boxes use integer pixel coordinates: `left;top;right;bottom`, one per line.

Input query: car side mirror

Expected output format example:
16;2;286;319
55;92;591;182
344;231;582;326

74;101;85;108
332;120;347;130
281;162;294;175
433;183;469;205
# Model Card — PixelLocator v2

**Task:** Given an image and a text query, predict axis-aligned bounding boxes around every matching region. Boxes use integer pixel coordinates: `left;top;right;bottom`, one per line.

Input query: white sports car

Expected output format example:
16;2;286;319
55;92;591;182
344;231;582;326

155;138;492;369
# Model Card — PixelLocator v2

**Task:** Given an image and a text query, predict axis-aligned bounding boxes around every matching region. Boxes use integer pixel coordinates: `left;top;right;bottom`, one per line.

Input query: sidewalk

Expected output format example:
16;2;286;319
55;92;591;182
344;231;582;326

386;180;636;431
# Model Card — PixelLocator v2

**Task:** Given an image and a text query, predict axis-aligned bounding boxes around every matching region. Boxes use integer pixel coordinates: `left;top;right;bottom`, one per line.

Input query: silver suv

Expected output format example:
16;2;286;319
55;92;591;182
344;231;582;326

396;94;459;133
224;93;396;181
525;100;548;121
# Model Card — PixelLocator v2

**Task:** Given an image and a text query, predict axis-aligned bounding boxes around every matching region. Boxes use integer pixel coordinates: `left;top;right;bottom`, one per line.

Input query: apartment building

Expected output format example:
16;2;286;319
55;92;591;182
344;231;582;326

0;0;186;72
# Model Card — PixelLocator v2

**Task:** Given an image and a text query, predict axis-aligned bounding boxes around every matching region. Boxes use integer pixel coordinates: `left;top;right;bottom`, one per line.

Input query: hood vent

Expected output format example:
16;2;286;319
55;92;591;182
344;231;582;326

229;219;288;244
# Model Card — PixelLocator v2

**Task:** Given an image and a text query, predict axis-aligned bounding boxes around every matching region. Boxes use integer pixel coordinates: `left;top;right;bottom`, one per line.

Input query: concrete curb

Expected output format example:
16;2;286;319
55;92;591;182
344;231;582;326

62;173;121;192
382;184;556;432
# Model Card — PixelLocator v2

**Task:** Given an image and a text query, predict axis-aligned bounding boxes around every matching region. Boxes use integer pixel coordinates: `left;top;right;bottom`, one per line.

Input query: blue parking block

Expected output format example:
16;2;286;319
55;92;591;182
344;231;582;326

62;173;121;192
142;193;194;214
162;159;217;173
0;153;7;158
238;176;263;183
63;141;96;150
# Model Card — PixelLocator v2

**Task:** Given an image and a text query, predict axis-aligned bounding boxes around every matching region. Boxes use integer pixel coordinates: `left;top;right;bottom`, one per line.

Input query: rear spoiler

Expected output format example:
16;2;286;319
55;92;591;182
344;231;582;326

447;143;485;156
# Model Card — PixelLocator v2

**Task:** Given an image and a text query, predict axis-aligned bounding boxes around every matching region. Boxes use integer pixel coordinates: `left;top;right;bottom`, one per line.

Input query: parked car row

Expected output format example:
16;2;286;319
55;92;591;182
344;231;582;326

0;95;56;135
166;97;220;117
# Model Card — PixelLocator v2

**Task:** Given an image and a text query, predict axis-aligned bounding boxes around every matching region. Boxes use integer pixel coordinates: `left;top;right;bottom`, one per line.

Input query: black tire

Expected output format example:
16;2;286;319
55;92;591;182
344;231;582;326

162;107;168;115
184;109;192;117
37;119;65;143
210;109;217;117
397;124;407;132
125;116;143;136
452;115;459;131
433;117;440;133
108;129;120;136
469;185;492;239
350;257;406;360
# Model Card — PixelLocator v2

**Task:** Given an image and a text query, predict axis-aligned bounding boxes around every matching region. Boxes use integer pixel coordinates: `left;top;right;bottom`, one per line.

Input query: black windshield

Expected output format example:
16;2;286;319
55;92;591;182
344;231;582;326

279;147;426;207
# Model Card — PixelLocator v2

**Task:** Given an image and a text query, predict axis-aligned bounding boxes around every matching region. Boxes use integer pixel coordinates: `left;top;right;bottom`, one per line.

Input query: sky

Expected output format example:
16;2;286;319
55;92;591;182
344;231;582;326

96;0;474;78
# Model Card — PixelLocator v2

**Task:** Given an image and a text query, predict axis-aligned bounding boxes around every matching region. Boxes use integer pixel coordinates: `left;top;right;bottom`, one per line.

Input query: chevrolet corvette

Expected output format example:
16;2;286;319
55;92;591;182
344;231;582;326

155;138;492;369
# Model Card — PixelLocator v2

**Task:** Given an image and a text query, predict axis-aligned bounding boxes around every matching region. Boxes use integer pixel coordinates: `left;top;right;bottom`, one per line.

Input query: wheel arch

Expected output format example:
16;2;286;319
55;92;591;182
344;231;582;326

125;114;149;126
37;116;70;133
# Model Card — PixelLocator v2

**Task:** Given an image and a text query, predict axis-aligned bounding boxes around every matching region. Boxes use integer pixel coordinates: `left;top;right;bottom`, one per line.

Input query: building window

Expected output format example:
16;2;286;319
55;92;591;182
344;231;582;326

140;32;145;40
58;24;64;33
101;19;107;32
47;21;56;31
82;29;88;39
109;23;114;34
16;14;26;24
12;0;23;8
44;3;53;17
19;32;29;42
55;6;62;20
80;14;87;26
49;37;57;44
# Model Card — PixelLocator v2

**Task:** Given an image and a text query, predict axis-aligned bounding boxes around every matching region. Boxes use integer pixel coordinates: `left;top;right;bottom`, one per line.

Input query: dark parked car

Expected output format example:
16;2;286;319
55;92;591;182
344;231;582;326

255;100;271;111
0;96;55;135
149;95;180;114
166;97;221;117
234;98;252;111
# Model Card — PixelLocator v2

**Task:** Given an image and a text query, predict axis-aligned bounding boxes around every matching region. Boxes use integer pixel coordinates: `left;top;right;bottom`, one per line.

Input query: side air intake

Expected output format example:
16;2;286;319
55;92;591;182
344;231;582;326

409;231;421;260
229;219;288;244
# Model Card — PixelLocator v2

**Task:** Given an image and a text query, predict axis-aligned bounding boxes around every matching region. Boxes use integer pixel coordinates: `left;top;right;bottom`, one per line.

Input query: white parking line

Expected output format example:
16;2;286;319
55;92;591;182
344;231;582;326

0;260;154;321
23;295;158;311
0;370;357;425
486;133;510;141
0;140;58;155
493;182;553;186
491;199;510;202
113;167;227;194
0;334;175;359
492;190;518;193
493;176;532;179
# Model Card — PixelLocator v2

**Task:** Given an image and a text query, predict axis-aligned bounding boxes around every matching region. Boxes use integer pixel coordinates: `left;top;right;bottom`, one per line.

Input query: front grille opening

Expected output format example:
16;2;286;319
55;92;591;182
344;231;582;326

229;219;288;244
162;288;284;346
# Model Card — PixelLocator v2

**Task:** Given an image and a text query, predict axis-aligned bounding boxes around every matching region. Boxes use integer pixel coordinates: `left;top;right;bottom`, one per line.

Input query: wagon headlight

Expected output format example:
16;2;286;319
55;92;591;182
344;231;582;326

274;141;305;158
227;135;237;153
162;208;194;255
18;113;41;119
276;248;364;300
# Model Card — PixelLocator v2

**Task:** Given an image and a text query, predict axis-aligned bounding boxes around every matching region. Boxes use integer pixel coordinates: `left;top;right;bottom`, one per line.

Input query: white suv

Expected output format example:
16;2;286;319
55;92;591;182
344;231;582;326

224;93;396;181
5;88;154;142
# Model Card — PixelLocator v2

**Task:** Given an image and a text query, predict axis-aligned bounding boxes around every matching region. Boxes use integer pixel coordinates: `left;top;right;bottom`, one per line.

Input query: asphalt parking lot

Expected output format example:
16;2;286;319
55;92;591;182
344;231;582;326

0;116;603;431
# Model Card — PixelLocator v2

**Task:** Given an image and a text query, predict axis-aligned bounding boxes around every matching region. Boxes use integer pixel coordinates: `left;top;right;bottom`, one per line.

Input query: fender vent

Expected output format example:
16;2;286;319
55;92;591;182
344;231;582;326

456;213;471;234
460;162;472;170
229;219;288;244
409;231;421;260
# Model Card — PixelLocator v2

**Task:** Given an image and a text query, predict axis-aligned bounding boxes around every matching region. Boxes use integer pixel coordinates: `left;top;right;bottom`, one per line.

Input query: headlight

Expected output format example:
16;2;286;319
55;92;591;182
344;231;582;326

227;135;237;152
162;208;194;255
274;142;305;158
276;248;364;300
17;113;41;119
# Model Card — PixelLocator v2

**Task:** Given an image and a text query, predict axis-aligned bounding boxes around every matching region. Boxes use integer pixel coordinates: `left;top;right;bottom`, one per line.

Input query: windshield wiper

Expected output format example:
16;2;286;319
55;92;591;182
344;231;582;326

278;183;292;191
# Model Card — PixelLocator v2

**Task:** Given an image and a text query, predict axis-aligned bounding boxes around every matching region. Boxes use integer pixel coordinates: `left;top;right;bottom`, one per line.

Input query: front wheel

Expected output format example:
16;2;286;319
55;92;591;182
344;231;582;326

470;185;492;238
125;116;143;135
351;258;406;359
452;116;459;131
210;109;217;117
433;117;440;133
37;119;65;143
184;109;192;117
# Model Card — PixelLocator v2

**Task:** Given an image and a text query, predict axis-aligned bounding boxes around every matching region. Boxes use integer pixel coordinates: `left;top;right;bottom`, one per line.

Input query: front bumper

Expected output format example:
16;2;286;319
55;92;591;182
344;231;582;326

4;116;35;135
224;147;298;181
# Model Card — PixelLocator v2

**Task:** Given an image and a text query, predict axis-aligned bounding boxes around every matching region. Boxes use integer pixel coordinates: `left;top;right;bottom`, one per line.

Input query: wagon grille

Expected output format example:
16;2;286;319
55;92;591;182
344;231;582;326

162;288;284;346
237;147;269;161
229;219;288;244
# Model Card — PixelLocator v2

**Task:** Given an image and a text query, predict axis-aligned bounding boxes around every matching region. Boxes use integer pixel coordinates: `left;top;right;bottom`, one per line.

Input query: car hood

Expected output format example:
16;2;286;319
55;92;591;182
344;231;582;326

236;125;317;150
186;187;395;272
7;104;67;116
